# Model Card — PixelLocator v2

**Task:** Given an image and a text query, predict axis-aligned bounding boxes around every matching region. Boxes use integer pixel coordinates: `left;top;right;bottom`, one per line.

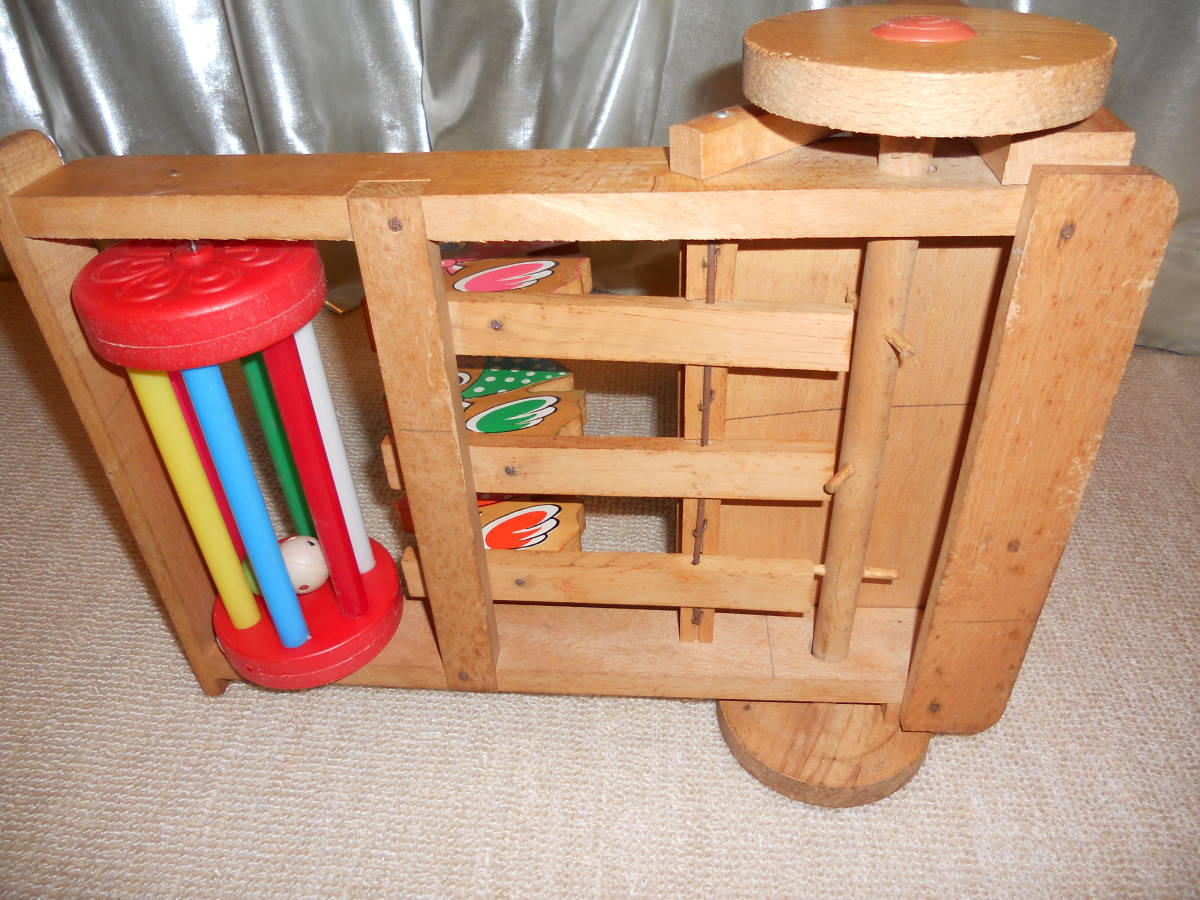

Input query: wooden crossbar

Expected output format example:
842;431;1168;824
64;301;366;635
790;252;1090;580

337;600;917;704
468;435;834;501
10;138;1024;242
401;547;898;612
450;292;852;371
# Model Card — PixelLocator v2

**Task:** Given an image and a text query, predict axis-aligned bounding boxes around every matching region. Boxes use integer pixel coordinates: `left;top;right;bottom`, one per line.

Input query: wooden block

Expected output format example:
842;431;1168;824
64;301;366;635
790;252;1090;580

461;386;586;437
449;291;853;371
458;357;573;398
902;166;1178;734
478;500;584;552
972;109;1135;186
441;255;591;295
469;435;834;501
347;180;499;691
669;104;829;179
342;600;918;705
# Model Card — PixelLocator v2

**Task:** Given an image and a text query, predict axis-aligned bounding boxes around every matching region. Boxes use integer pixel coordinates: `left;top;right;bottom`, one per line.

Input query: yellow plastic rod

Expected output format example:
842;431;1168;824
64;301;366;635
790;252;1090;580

128;368;260;629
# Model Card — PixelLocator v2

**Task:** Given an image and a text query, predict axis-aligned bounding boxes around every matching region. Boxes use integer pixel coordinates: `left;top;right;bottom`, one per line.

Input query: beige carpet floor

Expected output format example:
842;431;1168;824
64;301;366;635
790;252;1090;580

1;280;1197;898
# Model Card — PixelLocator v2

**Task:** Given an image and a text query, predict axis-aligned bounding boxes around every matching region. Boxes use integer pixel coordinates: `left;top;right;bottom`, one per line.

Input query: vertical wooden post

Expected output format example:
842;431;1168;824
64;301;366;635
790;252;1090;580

812;136;934;660
679;241;737;642
0;131;229;694
346;180;499;691
902;166;1178;733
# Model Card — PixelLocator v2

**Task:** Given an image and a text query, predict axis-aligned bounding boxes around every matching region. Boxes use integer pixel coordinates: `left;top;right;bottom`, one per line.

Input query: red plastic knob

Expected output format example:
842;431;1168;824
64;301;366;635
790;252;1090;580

871;15;978;43
72;240;326;370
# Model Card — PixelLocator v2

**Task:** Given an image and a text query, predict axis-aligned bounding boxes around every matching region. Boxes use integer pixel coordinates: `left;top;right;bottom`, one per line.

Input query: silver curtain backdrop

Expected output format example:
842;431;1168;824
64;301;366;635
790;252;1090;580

2;0;1196;352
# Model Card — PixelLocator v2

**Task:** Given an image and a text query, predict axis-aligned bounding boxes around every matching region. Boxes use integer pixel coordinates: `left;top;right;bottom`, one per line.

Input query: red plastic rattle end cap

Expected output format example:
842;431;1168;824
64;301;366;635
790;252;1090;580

71;239;326;370
871;15;978;43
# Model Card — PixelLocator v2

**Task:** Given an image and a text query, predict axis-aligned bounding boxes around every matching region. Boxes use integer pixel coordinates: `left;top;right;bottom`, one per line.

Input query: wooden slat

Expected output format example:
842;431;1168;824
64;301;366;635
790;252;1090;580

449;291;852;371
402;547;899;612
902;166;1178;734
347;180;499;691
10;139;1025;242
403;547;817;612
669;103;829;179
337;599;917;704
468;435;834;501
971;108;1134;186
0;132;228;696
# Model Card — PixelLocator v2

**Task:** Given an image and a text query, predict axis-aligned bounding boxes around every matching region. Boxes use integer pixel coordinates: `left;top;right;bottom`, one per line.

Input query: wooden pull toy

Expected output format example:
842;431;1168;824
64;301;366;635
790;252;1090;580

0;3;1177;806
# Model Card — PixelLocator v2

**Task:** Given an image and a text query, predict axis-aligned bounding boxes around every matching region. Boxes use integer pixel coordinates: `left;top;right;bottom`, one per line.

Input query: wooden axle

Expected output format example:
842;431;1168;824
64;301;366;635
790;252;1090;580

812;136;934;661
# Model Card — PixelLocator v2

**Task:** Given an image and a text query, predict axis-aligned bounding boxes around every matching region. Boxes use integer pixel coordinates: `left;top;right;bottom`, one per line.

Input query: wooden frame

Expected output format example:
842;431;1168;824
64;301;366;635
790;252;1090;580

0;122;1176;758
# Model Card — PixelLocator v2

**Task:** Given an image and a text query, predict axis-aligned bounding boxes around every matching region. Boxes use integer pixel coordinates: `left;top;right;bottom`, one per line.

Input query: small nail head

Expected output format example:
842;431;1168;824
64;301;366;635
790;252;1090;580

489;320;504;331
387;217;404;232
1060;223;1076;241
458;671;470;682
504;465;516;476
514;578;526;587
167;169;181;178
713;110;730;119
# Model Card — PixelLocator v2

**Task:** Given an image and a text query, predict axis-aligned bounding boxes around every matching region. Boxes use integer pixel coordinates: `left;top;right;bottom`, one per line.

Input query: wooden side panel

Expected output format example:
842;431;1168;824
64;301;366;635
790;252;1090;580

902;167;1178;733
468;435;833;501
0;132;228;695
346;181;499;691
717;238;1005;613
669;104;829;179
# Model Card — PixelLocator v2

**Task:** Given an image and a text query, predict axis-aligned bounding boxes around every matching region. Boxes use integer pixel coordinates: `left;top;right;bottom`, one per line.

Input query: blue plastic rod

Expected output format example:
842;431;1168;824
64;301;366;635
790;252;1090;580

181;364;310;648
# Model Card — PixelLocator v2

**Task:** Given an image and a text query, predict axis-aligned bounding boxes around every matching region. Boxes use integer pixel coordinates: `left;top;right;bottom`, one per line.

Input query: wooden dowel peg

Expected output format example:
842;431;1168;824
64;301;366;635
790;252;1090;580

813;564;899;582
883;328;916;362
823;464;855;495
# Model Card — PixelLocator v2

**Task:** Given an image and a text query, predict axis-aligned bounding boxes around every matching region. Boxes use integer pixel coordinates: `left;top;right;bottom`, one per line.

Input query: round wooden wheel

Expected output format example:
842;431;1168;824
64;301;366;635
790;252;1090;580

743;4;1116;137
719;701;930;807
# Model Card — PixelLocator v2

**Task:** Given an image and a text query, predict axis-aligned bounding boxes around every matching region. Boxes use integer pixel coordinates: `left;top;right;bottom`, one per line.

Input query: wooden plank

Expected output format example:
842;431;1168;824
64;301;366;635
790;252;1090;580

669;103;829;179
403;547;817;612
10;139;1025;241
972;108;1135;186
449;291;852;371
339;600;917;704
468;435;834;501
0;131;228;696
902;166;1178;734
403;547;898;612
346;180;499;691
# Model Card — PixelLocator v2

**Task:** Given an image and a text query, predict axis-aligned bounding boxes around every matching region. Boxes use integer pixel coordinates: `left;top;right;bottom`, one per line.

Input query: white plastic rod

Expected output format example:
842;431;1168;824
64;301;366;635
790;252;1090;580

293;322;375;573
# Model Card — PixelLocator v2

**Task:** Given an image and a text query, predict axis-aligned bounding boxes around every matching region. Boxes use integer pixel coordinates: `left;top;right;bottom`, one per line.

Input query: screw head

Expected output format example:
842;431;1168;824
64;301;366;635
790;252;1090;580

387;217;404;232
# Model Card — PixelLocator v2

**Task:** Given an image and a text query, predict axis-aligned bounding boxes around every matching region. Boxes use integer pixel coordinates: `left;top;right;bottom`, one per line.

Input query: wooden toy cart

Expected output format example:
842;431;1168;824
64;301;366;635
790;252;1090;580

0;5;1177;805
